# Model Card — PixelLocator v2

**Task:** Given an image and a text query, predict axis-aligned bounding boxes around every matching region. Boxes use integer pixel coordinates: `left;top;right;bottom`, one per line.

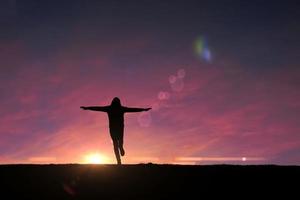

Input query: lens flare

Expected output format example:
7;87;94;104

195;37;205;56
177;69;186;79
168;75;177;84
158;91;170;100
194;36;212;62
203;49;212;62
170;78;184;92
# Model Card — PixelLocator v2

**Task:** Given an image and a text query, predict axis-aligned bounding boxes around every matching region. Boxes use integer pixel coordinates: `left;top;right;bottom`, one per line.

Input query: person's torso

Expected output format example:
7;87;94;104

107;106;125;130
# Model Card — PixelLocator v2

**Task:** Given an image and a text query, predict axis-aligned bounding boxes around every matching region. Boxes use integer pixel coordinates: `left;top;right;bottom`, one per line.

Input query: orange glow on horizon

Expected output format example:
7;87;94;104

82;153;110;164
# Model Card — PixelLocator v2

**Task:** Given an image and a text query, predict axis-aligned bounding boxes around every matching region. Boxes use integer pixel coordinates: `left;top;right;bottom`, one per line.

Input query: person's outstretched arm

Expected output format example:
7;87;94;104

124;107;151;113
80;106;109;112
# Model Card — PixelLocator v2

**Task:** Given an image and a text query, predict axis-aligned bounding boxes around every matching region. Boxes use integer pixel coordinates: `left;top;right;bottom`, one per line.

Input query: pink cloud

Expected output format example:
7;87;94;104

0;33;299;165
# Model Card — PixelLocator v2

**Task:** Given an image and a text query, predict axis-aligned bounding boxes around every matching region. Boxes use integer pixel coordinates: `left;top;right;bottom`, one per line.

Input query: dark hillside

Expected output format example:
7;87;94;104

0;164;299;199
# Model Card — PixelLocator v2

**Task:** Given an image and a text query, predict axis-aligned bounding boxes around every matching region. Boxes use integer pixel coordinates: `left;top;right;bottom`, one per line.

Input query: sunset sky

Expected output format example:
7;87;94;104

1;0;299;165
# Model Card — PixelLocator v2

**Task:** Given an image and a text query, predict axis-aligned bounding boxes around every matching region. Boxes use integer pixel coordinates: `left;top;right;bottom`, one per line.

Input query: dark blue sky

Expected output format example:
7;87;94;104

2;0;297;69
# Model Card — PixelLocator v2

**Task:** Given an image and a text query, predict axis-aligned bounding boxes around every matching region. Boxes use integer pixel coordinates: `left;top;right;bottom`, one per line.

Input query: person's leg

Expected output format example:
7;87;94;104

112;139;121;165
119;130;125;156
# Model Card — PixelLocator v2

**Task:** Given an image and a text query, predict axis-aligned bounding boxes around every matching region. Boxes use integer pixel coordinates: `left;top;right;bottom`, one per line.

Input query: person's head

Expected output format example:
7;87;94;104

111;97;121;107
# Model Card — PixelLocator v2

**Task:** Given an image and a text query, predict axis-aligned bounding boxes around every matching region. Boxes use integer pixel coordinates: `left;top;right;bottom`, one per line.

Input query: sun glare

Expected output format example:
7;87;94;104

83;153;107;164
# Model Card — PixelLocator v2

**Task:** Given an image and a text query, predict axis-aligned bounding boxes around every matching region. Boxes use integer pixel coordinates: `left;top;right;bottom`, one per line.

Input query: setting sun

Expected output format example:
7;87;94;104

83;153;108;164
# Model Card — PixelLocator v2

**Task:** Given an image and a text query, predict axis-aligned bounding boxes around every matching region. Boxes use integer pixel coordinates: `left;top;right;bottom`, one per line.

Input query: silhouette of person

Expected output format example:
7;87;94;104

80;97;151;165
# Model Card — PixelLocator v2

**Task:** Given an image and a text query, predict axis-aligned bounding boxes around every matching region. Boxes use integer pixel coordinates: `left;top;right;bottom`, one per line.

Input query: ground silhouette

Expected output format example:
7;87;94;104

81;97;151;165
0;164;299;199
